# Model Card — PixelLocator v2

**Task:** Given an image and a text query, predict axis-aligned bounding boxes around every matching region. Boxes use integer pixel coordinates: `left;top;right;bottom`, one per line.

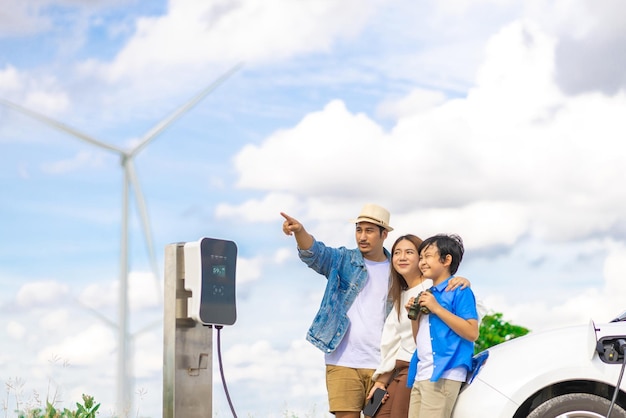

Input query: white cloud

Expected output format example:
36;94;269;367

37;324;115;366
133;330;162;378
274;247;293;264
224;338;325;397
128;271;161;310
84;0;381;85
473;21;560;114
7;320;26;340
479;238;626;333
0;65;23;93
529;0;626;41
0;66;70;117
16;281;70;308
235;256;263;285
0;0;51;35
389;201;530;250
603;241;626;299
234;99;388;195
39;309;70;332
80;271;160;312
231;20;626;250
376;88;447;120
21;86;71;117
40;150;110;175
215;193;302;223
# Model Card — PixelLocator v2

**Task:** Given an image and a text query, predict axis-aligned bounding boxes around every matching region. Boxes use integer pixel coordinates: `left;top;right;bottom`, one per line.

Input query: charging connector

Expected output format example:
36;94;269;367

606;345;620;362
597;337;626;364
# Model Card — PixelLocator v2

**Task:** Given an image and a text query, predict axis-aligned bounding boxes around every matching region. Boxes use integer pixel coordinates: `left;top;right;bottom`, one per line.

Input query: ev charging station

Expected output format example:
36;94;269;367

163;237;237;417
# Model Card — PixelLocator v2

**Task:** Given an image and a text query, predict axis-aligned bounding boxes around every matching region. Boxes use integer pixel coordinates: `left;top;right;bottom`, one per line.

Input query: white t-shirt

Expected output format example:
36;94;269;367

325;258;390;368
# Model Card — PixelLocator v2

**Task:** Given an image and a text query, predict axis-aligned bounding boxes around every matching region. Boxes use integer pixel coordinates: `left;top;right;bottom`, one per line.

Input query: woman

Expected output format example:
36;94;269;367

366;234;471;418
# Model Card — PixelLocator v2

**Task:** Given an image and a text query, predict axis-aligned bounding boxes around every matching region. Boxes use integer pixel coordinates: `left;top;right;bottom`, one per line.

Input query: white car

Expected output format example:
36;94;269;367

453;311;626;418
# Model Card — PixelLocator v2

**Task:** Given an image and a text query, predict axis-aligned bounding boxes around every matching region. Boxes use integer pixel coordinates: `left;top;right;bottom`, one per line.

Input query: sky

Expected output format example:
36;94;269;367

1;0;626;416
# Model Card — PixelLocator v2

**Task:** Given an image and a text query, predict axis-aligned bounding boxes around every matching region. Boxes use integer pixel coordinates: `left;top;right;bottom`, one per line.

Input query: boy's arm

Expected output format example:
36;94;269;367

431;307;479;342
419;290;479;341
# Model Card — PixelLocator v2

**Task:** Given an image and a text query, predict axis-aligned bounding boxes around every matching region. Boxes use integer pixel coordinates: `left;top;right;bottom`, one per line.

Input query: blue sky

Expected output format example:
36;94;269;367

2;0;626;417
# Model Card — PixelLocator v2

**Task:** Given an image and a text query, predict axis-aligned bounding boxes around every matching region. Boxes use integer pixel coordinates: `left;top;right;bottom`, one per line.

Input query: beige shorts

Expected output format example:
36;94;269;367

408;378;462;418
325;365;375;413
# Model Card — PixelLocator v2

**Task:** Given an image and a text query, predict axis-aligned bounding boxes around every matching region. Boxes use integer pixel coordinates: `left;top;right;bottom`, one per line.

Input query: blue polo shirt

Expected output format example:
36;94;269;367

407;276;478;384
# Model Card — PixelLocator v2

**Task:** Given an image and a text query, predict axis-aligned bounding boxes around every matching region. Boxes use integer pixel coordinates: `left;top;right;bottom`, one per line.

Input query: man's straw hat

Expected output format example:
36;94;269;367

350;203;393;232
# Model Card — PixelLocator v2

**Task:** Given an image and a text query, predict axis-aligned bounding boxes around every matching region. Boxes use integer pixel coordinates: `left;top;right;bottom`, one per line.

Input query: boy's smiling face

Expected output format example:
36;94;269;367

419;243;451;282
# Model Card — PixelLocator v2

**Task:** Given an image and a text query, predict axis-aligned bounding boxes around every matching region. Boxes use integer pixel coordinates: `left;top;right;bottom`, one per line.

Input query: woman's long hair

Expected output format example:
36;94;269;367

389;234;423;319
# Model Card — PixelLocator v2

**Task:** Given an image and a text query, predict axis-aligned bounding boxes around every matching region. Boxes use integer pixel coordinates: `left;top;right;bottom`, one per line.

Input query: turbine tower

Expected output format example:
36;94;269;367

0;63;241;413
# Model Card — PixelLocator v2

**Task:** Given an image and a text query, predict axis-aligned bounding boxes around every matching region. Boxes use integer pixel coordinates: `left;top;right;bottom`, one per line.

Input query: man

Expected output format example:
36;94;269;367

281;203;393;418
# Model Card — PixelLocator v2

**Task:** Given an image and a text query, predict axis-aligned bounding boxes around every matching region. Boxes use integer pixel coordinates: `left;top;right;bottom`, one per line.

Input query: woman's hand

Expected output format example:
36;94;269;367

405;297;416;312
367;381;386;400
366;381;390;405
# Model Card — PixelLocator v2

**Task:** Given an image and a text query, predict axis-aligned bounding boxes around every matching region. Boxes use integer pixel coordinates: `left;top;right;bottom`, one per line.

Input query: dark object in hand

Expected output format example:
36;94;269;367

408;289;432;320
363;387;387;417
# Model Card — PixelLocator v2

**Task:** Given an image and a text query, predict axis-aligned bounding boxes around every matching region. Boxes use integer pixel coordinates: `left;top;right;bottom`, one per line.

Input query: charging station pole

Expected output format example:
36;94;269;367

163;242;213;417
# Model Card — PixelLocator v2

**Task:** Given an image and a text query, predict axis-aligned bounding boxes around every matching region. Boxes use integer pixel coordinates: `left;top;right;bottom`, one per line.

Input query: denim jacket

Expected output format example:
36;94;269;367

298;238;391;353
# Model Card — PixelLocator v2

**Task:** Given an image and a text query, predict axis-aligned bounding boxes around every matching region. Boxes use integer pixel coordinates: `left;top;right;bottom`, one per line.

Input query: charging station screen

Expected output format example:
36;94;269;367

199;238;237;325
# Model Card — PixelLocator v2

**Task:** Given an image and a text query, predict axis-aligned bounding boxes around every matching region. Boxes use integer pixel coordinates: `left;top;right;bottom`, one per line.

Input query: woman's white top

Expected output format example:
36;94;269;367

372;279;433;381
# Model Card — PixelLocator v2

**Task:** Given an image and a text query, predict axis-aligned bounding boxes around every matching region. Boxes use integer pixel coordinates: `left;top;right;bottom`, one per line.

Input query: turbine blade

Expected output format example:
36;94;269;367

73;297;118;330
0;98;125;155
130;62;244;157
132;318;162;337
126;159;162;304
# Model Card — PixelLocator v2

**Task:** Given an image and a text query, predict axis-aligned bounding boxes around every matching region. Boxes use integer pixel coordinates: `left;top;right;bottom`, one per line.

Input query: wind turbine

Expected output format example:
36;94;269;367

0;63;242;413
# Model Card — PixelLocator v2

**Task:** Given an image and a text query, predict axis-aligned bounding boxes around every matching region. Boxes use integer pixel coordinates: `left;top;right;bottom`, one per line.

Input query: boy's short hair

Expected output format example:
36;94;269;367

418;234;464;275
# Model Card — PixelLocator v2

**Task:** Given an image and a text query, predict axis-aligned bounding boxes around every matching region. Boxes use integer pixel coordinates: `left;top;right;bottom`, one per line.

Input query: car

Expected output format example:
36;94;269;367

452;310;626;418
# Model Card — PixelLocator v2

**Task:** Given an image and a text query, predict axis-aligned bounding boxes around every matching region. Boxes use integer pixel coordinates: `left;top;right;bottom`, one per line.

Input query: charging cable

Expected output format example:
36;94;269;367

606;339;626;418
215;325;238;418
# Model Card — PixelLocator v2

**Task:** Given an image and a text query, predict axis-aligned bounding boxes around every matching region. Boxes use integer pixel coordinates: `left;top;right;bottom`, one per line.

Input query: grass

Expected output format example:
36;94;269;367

2;354;150;418
4;356;326;417
3;375;99;418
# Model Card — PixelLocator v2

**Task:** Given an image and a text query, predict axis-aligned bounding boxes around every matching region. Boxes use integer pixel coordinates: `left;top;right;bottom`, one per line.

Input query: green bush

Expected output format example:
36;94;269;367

475;312;530;353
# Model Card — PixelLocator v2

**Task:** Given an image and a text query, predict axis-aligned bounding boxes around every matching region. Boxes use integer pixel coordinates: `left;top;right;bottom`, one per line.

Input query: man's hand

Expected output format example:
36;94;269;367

280;212;303;236
446;276;470;291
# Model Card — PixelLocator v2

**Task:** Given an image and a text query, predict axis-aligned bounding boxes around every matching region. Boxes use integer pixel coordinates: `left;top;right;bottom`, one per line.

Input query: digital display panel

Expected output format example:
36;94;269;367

198;238;237;325
212;265;226;277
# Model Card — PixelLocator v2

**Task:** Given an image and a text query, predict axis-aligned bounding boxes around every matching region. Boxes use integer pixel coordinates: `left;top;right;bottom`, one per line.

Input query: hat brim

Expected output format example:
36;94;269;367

351;216;394;232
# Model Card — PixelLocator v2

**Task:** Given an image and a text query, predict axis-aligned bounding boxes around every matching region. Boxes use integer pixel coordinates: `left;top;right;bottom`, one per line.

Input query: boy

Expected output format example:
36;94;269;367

406;234;479;418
